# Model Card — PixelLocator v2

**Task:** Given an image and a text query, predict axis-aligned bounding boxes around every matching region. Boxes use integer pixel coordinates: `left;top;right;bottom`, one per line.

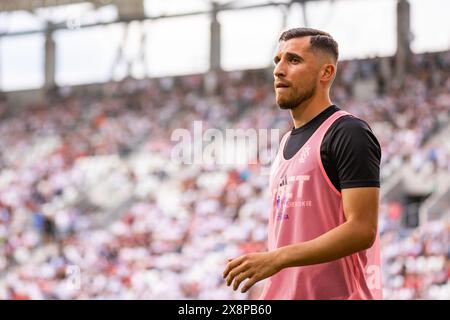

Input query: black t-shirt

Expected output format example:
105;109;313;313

283;105;381;192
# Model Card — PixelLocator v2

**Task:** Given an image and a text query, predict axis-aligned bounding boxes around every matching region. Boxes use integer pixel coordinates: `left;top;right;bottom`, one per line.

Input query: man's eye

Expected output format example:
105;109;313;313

291;57;300;63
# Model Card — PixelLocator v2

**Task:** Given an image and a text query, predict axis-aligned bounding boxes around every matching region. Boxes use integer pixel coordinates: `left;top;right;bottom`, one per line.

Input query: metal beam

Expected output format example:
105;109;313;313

209;2;221;71
0;0;110;12
44;23;56;89
395;0;411;82
0;0;328;38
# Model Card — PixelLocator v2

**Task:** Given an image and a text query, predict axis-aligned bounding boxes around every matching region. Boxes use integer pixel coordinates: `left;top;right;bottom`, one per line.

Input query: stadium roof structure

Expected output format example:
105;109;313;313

0;0;324;11
0;0;124;12
0;0;412;93
0;0;342;81
0;0;335;37
0;0;326;16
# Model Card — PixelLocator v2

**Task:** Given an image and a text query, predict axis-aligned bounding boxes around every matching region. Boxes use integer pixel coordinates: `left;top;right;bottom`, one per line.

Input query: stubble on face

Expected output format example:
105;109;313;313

276;79;317;110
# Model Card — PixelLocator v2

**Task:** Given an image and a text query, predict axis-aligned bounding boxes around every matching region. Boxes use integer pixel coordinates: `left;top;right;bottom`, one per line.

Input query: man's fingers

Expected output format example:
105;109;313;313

223;256;244;279
223;261;236;279
233;270;254;291
241;276;258;293
226;261;250;286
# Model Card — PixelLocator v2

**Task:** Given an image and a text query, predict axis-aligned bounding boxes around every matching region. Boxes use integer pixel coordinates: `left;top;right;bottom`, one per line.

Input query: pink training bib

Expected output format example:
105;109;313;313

259;110;383;300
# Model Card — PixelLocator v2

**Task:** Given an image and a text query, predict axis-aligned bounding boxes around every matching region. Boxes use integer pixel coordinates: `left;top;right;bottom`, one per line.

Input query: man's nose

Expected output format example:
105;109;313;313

273;61;286;78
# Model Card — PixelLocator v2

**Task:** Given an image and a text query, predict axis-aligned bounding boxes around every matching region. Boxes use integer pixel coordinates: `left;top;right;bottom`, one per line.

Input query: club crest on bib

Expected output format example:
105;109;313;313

298;144;311;163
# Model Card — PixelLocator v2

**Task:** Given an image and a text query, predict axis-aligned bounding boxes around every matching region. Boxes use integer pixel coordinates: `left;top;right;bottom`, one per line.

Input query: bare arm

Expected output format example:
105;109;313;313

275;187;379;268
223;187;379;293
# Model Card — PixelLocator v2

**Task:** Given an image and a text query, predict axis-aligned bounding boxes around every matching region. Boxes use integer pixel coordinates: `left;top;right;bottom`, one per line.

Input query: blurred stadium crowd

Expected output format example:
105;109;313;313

0;50;449;299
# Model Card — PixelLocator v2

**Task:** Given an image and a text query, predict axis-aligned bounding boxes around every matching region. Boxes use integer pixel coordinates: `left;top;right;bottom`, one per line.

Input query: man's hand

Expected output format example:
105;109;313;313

222;251;281;293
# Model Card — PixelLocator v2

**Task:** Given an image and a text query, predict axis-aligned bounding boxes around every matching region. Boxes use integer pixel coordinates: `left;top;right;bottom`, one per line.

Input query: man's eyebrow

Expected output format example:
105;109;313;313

285;52;304;61
273;52;304;63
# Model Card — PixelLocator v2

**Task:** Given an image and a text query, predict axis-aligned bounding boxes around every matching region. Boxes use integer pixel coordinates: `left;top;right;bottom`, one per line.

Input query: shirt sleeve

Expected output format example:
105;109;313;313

325;116;382;189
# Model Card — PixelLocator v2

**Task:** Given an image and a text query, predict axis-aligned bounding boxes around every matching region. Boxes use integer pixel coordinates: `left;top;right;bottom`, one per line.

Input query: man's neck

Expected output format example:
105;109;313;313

290;94;333;129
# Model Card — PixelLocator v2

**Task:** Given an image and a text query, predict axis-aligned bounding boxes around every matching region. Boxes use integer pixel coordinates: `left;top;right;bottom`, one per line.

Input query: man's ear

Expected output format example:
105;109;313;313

321;64;336;82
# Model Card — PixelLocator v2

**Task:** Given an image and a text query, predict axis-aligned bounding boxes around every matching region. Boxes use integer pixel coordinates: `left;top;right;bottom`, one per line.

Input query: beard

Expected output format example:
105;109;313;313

276;83;317;110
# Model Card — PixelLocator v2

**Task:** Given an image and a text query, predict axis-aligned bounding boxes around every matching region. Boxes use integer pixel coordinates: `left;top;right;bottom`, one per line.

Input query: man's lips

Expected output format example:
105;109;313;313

275;81;290;88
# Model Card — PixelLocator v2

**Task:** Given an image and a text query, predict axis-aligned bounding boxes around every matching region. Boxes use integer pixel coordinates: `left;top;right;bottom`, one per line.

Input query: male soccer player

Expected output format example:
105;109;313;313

223;28;382;299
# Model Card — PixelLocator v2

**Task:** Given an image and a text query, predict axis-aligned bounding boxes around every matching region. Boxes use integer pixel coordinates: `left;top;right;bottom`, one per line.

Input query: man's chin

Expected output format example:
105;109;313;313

276;99;295;110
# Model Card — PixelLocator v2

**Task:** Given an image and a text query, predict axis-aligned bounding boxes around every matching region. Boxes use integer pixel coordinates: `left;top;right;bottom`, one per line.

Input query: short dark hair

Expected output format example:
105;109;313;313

279;27;339;62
